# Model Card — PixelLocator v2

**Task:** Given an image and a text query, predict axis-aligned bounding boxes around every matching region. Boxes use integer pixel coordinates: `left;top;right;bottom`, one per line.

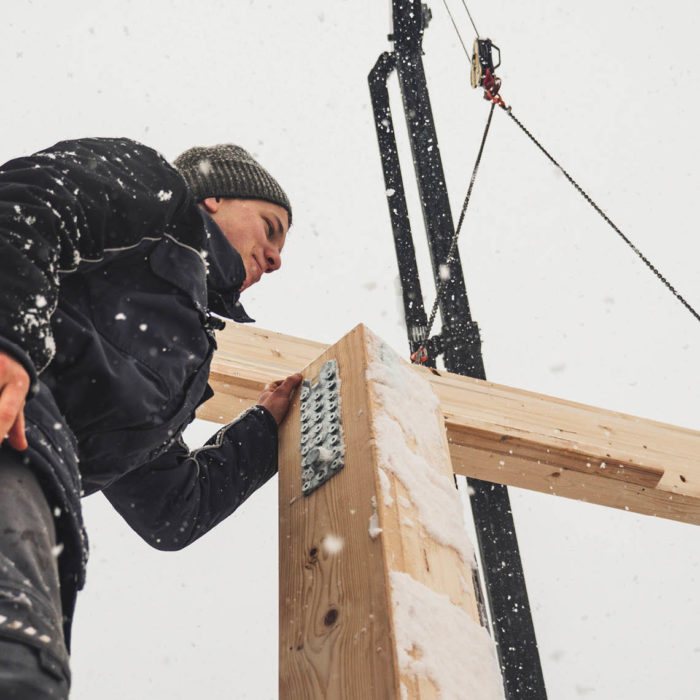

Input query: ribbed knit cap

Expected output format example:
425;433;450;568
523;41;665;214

174;144;292;224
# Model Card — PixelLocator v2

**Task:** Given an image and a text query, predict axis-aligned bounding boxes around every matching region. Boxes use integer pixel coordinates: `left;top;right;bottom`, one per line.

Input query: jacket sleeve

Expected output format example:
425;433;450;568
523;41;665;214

102;406;278;551
0;137;196;382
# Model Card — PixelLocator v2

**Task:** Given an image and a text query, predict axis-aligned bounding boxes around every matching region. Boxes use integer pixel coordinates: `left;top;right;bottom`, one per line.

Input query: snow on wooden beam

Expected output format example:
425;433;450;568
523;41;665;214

197;323;700;526
277;324;503;699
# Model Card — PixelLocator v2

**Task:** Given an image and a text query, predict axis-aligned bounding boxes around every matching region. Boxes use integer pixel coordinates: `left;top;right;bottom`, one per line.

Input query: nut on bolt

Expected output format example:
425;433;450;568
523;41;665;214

321;363;336;380
308;446;333;466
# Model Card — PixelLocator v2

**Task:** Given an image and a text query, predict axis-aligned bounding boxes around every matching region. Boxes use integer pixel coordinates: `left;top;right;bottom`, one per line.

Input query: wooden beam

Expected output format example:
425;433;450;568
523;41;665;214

197;323;700;526
277;324;503;698
435;373;698;525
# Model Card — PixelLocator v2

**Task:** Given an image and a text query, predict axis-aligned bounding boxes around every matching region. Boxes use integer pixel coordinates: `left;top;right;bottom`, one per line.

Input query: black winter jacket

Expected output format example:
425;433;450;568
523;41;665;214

0;138;278;639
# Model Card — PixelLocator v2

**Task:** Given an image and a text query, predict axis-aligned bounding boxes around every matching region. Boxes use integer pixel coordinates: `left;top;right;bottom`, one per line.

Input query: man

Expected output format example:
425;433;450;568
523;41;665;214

0;137;301;698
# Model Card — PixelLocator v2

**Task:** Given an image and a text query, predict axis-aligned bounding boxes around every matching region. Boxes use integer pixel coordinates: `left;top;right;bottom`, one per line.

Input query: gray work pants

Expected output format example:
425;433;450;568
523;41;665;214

0;449;71;698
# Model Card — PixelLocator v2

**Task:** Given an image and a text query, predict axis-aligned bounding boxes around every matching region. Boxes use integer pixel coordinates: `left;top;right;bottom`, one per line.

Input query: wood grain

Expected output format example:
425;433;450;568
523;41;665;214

278;325;398;699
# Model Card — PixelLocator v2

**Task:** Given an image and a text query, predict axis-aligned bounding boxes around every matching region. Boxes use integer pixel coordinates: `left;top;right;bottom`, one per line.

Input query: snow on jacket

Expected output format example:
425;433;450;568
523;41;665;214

0;137;278;640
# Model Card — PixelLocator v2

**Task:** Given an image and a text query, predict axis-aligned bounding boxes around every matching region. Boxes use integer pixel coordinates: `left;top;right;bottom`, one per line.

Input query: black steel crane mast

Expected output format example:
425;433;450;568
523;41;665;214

368;2;547;697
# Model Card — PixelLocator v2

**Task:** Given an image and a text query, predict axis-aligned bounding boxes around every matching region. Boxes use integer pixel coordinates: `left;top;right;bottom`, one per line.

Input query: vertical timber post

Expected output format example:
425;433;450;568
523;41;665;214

279;324;504;699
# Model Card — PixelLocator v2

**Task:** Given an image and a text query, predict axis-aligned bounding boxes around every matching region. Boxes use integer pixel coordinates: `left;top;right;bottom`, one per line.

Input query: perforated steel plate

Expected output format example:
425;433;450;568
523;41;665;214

299;360;345;496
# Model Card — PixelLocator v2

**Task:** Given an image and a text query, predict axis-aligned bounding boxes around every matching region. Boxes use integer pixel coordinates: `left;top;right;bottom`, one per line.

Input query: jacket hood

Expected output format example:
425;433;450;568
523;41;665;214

199;209;255;323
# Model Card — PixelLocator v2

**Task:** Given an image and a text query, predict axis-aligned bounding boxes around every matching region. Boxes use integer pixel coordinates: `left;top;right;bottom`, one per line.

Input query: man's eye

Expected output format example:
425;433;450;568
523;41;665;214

264;219;274;239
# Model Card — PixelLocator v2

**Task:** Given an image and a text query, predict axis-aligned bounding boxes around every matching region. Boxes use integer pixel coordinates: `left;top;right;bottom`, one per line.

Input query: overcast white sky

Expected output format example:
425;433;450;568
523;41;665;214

1;1;698;698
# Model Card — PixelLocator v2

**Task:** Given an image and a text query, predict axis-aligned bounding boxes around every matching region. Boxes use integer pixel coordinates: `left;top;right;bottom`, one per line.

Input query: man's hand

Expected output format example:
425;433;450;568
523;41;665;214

257;373;303;426
0;353;30;451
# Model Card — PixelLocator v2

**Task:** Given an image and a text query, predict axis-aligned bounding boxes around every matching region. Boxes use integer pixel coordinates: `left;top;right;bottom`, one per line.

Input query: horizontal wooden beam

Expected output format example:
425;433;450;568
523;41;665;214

197;323;700;526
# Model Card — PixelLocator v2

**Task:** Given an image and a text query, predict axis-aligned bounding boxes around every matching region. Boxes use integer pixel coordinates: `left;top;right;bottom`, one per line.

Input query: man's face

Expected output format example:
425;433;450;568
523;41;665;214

202;197;289;292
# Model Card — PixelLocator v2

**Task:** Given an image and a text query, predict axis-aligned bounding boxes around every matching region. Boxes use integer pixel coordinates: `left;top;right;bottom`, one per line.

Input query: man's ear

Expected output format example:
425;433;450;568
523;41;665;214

200;197;221;214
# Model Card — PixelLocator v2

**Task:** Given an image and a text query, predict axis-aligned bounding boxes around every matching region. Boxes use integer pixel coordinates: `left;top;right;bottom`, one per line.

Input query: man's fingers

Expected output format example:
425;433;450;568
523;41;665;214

0;382;28;447
265;373;303;397
0;355;30;449
257;373;304;426
7;407;27;451
275;373;303;398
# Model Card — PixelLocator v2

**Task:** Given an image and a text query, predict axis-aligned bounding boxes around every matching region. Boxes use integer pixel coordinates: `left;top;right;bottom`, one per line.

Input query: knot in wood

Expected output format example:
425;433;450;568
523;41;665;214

323;608;339;627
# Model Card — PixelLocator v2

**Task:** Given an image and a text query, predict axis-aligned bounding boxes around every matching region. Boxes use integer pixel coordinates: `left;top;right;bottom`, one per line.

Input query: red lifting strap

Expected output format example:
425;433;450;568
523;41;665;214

484;88;507;110
482;68;501;96
410;346;429;365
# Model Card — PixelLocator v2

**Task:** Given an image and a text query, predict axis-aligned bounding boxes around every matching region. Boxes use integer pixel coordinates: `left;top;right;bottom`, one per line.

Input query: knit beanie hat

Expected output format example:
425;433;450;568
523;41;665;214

174;144;292;224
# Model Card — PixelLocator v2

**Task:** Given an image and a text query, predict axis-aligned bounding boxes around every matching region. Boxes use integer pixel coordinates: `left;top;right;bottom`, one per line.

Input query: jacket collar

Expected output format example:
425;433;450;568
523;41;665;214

199;209;255;324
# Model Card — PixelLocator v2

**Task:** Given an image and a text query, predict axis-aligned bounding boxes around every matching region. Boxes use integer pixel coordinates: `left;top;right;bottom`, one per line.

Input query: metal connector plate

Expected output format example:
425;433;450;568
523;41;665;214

299;360;345;496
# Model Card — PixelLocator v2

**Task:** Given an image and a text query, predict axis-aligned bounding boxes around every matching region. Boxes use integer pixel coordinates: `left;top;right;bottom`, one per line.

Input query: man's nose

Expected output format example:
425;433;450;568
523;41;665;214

265;248;282;272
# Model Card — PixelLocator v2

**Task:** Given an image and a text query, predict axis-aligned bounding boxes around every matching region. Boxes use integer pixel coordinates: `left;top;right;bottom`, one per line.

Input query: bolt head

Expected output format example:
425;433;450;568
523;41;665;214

321;363;336;380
